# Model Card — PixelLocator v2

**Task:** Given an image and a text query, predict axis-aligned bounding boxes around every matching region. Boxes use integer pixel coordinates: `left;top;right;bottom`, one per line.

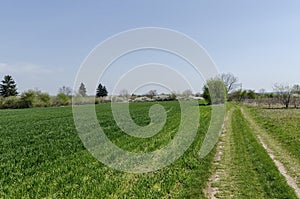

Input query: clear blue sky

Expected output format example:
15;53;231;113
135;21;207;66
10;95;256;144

0;0;299;95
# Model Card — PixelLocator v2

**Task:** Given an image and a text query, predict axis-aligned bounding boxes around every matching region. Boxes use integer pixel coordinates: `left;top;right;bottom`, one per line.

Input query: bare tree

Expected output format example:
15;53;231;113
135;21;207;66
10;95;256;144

259;88;265;94
291;95;300;108
273;83;292;108
182;89;193;97
292;84;300;94
291;84;300;108
119;89;130;99
220;73;238;93
59;86;72;97
266;93;276;109
147;90;157;99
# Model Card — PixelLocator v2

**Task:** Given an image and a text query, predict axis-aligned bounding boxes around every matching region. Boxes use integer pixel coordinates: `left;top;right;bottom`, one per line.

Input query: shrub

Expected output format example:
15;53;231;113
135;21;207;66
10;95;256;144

55;93;71;106
203;78;227;105
0;96;30;109
21;90;36;107
20;90;52;107
36;92;51;107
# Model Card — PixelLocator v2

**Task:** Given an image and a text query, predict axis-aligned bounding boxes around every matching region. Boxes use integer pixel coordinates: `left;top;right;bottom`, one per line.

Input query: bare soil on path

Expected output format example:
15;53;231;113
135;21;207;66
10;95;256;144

204;108;233;199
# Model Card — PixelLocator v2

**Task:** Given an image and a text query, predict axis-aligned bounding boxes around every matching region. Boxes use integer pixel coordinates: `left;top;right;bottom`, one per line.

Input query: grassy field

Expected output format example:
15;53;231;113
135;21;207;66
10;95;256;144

0;101;215;198
248;107;300;160
1;101;299;198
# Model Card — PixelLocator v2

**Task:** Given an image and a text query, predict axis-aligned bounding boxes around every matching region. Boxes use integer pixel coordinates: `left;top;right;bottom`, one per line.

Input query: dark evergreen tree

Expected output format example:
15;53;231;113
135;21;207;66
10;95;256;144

96;83;108;97
202;85;211;104
78;82;87;97
0;75;18;97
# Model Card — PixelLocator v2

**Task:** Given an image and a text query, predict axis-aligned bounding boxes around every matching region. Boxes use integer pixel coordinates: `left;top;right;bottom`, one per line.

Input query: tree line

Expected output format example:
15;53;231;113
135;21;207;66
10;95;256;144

240;84;300;109
0;75;108;109
201;73;300;109
1;73;299;109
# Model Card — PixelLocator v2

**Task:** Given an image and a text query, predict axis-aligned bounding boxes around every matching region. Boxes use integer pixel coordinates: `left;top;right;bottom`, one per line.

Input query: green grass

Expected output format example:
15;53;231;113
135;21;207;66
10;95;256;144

0;101;215;198
216;106;297;198
248;107;300;160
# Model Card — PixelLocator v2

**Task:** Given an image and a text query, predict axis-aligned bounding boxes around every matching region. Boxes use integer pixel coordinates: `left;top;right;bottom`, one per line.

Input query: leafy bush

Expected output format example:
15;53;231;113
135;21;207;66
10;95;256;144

21;90;52;107
54;93;71;106
203;78;227;105
0;96;30;109
20;90;35;107
36;92;51;107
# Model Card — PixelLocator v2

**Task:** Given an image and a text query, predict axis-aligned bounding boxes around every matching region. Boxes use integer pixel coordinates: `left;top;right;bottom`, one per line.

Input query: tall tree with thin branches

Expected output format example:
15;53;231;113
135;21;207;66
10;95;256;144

273;83;292;108
58;86;72;97
220;73;238;93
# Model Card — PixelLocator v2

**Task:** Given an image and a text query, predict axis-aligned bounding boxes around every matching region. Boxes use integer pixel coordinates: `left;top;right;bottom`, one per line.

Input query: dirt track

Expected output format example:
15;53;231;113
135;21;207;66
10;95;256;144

241;107;300;198
205;106;300;198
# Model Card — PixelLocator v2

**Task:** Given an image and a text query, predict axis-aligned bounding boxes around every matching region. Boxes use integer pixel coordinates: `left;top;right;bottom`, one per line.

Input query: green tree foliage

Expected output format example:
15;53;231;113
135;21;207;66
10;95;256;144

21;90;51;107
246;90;256;99
0;96;26;109
168;92;177;101
0;75;18;97
55;93;71;106
96;83;108;97
78;83;87;97
228;89;256;101
39;93;51;105
20;90;36;107
203;78;227;105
